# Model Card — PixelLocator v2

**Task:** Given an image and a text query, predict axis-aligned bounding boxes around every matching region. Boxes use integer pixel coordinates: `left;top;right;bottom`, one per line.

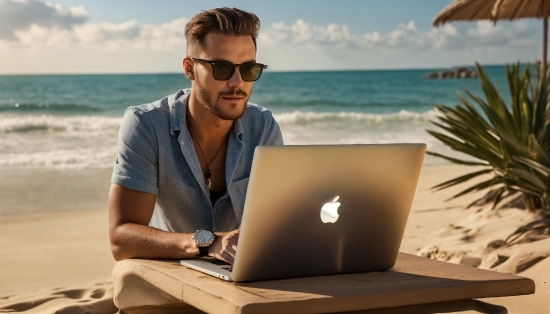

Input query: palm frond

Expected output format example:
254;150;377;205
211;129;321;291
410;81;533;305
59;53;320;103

432;168;494;191
428;63;550;213
426;151;489;166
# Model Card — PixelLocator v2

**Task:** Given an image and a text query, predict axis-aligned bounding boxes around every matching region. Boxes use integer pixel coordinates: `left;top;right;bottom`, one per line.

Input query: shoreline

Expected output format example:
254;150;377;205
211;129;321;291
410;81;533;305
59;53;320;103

0;162;452;218
0;167;112;217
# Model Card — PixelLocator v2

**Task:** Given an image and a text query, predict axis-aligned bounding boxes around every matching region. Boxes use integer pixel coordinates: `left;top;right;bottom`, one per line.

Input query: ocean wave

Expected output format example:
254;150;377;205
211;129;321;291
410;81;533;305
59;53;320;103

273;110;438;125
275;110;445;151
0;110;437;134
0;147;117;170
0;103;102;114
263;99;364;109
0;114;122;133
0;110;450;169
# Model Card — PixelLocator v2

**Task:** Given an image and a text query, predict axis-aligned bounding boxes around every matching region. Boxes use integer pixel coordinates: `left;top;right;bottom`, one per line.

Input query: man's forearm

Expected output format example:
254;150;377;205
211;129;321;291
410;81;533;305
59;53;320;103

110;223;198;261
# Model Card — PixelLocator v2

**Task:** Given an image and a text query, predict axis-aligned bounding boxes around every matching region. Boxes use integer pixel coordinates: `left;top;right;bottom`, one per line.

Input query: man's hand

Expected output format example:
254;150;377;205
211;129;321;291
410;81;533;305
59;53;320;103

209;229;239;264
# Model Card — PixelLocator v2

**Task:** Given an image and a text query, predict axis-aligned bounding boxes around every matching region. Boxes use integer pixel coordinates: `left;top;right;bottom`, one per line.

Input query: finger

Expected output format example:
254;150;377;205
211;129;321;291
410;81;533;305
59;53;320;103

225;246;237;258
223;250;235;259
227;236;239;251
228;229;239;238
222;251;235;264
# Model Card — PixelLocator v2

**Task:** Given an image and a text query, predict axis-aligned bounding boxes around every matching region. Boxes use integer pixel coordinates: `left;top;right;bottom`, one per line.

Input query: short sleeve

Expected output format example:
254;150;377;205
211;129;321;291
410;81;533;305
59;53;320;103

111;107;159;195
261;111;284;146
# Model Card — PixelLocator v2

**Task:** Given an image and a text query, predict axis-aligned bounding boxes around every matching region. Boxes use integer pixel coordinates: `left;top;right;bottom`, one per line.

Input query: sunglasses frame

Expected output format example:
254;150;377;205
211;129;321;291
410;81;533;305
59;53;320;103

191;58;268;82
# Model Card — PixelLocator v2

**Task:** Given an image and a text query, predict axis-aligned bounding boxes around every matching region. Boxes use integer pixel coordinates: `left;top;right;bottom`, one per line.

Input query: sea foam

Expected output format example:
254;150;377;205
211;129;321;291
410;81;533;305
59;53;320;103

0;147;118;170
0;111;454;170
0;114;122;170
273;110;438;125
0;114;121;133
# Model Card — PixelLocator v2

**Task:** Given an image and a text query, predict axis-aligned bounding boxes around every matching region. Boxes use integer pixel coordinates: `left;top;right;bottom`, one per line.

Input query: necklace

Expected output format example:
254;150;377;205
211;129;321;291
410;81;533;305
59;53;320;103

191;135;225;189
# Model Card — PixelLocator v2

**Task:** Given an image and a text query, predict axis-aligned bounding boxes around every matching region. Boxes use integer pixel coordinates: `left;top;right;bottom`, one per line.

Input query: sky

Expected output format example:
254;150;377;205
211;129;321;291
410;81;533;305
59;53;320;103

0;0;544;74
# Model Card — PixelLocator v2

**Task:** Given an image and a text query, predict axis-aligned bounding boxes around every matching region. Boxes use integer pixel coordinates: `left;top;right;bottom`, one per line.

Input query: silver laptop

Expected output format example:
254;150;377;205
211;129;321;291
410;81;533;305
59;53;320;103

181;144;426;282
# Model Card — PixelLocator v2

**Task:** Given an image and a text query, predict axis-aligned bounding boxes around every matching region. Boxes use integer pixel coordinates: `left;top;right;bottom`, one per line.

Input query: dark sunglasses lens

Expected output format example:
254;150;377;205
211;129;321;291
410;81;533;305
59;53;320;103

211;62;235;80
239;63;263;81
209;61;264;81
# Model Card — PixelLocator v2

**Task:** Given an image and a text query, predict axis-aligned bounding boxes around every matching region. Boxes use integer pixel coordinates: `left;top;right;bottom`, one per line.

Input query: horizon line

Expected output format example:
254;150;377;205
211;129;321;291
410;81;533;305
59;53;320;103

0;62;530;76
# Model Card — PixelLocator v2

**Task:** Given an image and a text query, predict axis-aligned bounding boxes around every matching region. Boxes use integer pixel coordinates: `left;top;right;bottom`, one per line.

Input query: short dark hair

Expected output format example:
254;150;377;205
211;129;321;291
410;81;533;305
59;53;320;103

185;7;260;55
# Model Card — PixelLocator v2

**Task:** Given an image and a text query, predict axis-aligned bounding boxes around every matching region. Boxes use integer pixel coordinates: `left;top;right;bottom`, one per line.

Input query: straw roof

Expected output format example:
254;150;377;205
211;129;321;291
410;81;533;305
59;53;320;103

433;0;550;26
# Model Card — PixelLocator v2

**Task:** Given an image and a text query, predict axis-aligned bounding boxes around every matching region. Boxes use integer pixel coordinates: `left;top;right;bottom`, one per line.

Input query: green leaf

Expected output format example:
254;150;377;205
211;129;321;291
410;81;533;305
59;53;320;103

507;168;546;191
432;169;494;191
426;151;489;166
514;156;550;177
450;177;503;200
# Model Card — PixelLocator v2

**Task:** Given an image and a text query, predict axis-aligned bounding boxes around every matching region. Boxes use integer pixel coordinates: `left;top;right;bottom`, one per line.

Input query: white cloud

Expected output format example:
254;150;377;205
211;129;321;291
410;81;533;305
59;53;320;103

0;0;187;51
362;21;423;49
5;17;188;51
0;0;88;40
426;20;538;51
260;19;539;53
256;19;540;71
262;19;354;50
0;0;542;73
261;19;426;51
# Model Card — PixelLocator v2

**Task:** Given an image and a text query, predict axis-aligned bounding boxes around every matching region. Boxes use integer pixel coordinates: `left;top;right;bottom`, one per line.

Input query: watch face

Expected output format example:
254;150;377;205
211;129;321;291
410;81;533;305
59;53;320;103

194;229;214;246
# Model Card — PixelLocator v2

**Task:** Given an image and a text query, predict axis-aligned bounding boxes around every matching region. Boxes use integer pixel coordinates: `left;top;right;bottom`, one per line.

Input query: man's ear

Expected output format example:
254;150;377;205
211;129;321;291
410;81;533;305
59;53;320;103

182;57;194;80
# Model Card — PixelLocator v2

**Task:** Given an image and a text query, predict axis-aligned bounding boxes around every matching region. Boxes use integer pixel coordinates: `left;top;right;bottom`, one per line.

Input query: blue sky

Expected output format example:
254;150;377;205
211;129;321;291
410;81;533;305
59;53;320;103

0;0;543;74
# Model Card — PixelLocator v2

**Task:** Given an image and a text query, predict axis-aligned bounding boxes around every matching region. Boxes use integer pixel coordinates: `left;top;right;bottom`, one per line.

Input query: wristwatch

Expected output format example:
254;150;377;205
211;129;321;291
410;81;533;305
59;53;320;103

192;229;217;257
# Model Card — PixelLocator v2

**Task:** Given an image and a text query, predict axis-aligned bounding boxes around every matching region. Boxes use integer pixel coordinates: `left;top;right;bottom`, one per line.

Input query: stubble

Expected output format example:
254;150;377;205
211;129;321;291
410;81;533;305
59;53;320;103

195;81;251;121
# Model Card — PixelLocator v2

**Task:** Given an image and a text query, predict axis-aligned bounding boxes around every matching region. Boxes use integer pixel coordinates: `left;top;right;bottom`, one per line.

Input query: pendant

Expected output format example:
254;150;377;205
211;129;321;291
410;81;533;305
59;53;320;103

206;168;212;189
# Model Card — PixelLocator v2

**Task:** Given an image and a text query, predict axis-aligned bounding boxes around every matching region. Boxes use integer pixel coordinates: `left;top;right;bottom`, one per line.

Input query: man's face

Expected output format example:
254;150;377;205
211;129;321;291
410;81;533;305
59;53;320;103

191;33;256;121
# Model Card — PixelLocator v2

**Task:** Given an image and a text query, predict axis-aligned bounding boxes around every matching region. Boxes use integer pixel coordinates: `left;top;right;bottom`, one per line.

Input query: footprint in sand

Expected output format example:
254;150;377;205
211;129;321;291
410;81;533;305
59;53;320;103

0;281;117;314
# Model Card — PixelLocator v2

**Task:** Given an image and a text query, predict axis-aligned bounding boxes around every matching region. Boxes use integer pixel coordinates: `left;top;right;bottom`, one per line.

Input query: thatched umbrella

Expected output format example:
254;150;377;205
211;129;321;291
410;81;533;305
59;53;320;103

433;0;549;127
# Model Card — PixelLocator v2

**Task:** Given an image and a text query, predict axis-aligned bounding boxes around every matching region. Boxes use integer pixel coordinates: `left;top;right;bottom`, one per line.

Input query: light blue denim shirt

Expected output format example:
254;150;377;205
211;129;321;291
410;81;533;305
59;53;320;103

111;89;284;233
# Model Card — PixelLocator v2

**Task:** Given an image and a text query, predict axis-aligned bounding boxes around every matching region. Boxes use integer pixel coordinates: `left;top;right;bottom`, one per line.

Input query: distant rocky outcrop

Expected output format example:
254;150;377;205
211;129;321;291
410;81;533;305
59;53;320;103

423;67;478;79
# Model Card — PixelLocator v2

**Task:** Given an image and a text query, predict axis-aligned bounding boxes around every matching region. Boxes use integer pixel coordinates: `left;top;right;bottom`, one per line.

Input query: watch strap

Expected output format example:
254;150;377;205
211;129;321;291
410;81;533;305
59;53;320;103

197;246;210;257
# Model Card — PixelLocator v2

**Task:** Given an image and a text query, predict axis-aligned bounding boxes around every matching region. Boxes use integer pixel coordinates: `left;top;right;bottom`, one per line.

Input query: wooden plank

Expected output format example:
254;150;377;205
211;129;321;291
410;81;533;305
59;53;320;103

112;253;535;314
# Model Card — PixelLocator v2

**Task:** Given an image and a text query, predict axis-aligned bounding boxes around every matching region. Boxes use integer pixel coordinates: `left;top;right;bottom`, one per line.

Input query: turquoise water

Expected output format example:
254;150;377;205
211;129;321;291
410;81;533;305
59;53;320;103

0;66;513;169
0;66;509;115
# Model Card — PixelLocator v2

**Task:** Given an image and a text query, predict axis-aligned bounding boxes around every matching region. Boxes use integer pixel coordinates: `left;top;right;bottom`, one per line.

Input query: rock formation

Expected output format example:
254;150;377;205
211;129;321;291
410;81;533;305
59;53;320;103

424;67;478;79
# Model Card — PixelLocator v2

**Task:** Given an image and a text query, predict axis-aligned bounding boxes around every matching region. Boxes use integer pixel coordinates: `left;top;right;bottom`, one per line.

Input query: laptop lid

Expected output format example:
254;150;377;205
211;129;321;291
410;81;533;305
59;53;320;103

230;143;426;282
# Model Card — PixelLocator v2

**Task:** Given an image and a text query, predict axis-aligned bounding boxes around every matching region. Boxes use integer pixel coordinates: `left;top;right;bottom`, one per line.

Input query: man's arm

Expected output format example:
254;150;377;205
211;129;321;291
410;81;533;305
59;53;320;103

108;184;239;263
108;184;196;261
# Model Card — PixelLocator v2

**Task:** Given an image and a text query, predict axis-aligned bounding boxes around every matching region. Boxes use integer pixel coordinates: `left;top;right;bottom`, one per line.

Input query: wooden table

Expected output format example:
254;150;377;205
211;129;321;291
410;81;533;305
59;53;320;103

112;253;535;314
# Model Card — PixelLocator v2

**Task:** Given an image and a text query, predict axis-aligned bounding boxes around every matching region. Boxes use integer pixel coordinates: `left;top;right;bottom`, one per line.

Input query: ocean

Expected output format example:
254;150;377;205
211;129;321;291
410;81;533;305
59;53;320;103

0;66;512;170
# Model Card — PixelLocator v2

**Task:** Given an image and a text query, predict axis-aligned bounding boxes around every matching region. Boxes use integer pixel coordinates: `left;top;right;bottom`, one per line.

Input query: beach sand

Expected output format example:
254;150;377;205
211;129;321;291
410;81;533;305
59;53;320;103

0;164;548;313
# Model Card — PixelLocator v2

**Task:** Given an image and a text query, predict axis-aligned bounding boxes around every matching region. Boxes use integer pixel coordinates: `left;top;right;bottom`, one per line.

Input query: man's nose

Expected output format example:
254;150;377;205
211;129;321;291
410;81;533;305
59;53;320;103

227;66;244;89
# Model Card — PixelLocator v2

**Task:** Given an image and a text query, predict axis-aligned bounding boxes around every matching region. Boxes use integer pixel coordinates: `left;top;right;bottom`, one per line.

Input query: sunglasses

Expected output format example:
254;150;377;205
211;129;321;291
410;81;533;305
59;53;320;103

192;58;267;82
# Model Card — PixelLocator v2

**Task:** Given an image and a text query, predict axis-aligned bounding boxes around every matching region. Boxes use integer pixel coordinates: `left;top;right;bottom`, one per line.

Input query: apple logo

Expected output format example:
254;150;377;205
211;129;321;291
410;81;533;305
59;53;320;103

320;196;341;223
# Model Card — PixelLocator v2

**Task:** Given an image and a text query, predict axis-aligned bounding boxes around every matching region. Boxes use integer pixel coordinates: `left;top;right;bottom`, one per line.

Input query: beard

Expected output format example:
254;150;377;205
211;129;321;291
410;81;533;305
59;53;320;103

195;81;251;121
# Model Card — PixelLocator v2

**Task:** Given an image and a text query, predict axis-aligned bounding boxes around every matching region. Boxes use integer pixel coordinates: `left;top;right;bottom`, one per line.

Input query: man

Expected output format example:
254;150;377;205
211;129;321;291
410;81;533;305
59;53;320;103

108;7;283;265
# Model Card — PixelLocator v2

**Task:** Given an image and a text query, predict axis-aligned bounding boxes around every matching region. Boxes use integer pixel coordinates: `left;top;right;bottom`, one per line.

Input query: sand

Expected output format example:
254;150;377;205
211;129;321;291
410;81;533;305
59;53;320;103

0;164;548;313
0;168;112;217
